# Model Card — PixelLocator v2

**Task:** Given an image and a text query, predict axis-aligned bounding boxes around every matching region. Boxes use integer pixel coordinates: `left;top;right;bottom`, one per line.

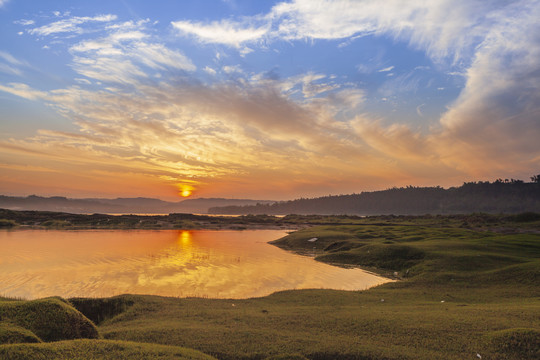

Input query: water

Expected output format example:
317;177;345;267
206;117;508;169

0;229;390;299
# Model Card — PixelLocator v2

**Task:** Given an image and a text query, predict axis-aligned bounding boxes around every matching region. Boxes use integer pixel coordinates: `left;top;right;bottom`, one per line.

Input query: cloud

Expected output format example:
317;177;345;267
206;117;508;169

0;51;26;66
0;0;8;8
0;51;28;76
0;63;22;76
172;18;269;48
0;69;373;198
0;83;47;100
14;19;35;26
169;0;500;65
435;0;540;177
222;65;243;74
28;14;117;36
203;66;217;75
66;20;195;85
378;66;394;72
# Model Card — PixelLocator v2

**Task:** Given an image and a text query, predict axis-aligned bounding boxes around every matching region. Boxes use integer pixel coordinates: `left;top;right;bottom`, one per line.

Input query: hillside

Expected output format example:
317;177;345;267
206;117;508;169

0;196;272;215
209;179;540;215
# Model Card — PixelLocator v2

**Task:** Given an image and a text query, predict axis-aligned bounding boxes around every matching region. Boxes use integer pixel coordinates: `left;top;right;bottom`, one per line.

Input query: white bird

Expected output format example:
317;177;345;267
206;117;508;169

476;353;482;359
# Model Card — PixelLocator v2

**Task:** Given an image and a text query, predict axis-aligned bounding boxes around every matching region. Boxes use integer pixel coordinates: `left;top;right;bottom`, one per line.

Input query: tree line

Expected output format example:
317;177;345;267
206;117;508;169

209;176;540;215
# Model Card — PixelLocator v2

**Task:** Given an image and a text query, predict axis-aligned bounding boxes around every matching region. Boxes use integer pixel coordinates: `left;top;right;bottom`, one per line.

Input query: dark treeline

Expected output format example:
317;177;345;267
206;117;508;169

209;177;540;215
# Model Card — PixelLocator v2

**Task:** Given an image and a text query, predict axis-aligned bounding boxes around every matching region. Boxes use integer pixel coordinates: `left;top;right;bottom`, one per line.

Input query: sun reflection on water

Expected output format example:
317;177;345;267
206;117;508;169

179;230;192;245
0;230;391;299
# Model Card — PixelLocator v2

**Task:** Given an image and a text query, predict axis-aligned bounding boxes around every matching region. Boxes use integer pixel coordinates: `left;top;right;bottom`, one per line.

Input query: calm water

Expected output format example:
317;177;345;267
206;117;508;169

0;230;389;299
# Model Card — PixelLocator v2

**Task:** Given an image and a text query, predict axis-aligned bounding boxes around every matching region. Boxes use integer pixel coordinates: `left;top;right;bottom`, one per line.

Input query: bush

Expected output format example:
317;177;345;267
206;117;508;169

510;212;540;222
0;219;17;228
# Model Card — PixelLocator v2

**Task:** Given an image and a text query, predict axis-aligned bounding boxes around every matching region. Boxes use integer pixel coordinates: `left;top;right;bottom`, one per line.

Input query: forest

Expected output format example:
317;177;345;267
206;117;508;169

209;177;540;215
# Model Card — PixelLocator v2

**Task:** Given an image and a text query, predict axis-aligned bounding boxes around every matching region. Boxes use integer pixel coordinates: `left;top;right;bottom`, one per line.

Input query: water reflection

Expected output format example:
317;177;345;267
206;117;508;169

0;230;390;299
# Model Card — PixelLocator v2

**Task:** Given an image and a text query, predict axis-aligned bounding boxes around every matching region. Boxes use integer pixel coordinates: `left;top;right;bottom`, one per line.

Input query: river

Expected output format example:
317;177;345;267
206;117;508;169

0;229;390;299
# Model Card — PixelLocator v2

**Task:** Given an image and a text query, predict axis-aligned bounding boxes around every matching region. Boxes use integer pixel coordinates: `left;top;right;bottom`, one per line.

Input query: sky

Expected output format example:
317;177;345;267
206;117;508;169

0;0;539;201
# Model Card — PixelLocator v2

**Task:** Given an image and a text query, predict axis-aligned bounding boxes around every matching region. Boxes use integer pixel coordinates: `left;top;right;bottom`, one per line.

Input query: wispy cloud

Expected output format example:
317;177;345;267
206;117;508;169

67;19;195;85
170;0;497;64
28;14;117;36
172;18;269;48
0;51;30;76
378;66;394;72
0;83;47;100
203;66;217;75
14;19;35;26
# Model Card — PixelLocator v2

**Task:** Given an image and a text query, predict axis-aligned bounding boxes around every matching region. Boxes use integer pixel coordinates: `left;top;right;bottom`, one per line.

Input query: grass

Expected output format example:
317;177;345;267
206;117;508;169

0;339;217;360
0;297;98;342
1;214;539;359
0;323;41;344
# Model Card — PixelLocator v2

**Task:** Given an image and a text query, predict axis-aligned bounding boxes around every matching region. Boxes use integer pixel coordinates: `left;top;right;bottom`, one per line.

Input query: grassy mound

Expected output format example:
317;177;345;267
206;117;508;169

0;297;99;342
0;339;217;360
0;323;41;344
269;227;358;252
486;328;540;359
317;243;425;270
273;224;540;283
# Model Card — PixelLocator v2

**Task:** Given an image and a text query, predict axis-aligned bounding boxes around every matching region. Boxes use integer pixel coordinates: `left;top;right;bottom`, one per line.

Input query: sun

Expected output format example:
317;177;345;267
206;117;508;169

178;184;195;198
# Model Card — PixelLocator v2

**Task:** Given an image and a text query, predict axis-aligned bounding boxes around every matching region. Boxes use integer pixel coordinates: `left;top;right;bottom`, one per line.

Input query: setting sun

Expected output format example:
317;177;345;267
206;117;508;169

178;184;194;198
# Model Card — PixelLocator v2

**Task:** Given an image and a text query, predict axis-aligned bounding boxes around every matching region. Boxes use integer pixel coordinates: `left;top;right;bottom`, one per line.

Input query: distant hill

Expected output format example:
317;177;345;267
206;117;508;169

209;179;540;215
0;195;272;214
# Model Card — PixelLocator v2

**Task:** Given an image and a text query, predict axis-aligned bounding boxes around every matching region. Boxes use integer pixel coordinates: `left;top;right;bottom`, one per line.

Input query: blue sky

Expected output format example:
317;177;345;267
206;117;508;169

0;0;539;200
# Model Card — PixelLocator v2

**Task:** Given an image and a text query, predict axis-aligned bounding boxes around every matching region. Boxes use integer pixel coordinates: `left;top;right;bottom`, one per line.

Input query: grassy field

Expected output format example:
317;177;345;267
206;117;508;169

1;214;539;359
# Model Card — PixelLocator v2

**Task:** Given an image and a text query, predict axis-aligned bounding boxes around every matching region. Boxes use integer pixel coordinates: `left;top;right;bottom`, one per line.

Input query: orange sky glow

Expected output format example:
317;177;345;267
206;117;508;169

0;1;539;201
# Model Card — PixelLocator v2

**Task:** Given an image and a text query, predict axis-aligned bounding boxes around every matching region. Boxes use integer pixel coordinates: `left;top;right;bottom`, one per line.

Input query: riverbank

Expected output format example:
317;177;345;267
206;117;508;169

1;213;539;359
2;208;540;231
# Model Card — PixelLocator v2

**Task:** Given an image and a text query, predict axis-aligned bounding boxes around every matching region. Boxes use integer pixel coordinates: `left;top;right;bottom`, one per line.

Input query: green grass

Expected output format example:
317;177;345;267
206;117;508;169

0;339;217;360
0;323;41;344
0;297;98;342
1;215;539;359
86;289;538;360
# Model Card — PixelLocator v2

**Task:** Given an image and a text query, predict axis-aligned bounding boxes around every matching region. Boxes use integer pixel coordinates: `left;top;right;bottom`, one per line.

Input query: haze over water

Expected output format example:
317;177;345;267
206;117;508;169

0;230;389;299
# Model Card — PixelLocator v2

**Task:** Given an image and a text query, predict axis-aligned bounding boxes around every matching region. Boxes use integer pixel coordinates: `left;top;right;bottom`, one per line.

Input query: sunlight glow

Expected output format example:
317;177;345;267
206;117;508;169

179;230;192;245
178;184;194;198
